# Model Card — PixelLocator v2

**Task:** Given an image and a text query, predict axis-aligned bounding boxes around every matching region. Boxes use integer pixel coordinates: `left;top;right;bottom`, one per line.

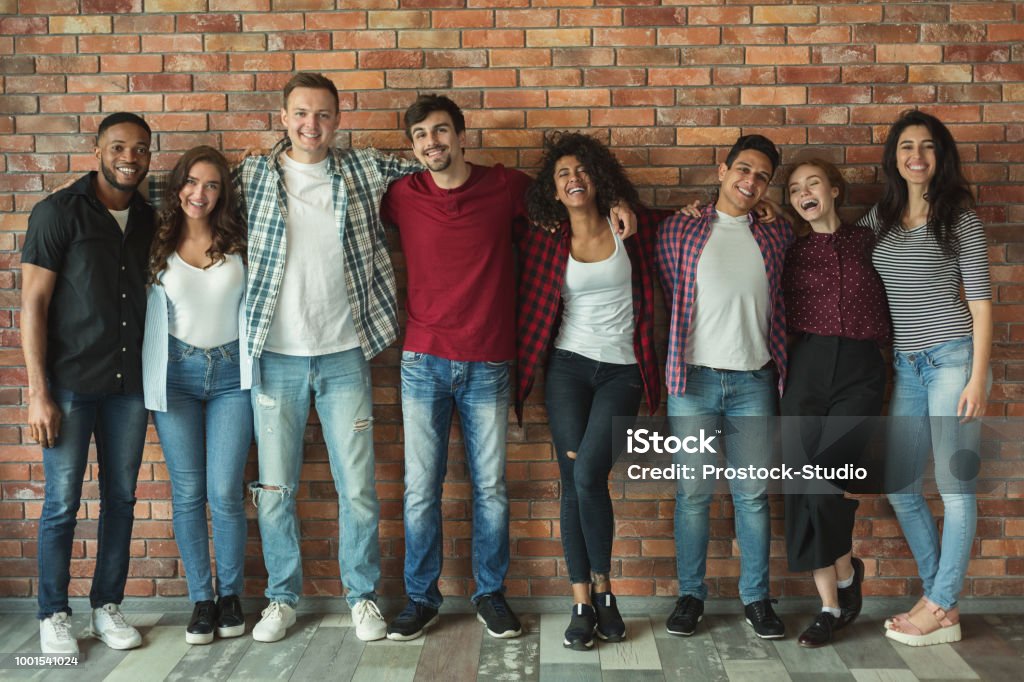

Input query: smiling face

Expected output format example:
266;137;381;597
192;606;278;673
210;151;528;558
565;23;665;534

787;163;839;224
409;110;465;173
553;154;596;210
177;160;222;224
895;124;937;189
715;149;773;217
95;122;151;193
280;86;340;163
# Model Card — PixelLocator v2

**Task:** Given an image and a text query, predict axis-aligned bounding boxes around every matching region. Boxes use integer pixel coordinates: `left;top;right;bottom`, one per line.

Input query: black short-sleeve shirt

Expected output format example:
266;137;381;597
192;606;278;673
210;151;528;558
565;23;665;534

21;172;155;394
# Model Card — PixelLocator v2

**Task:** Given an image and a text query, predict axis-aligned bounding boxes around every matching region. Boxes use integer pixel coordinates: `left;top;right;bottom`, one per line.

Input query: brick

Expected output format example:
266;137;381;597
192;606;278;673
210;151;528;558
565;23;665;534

777;66;840;84
177;14;241;33
526;28;590;47
976;64;1024;82
144;0;205;9
551;48;615;67
820;5;882;24
591;108;654;127
147;113;208;131
713;67;774;86
594;28;655;46
843;65;907;84
657;27;720;46
688;6;750;25
164;54;228;73
36;56;99;74
525;109;588;128
452;69;515;88
753;5;817;24
874;85;936;104
0;56;33;75
464;109;523;129
988;23;1024;42
853;24;919;43
647;68;711;87
330;30;395;49
20;0;78;11
740;87;806;106
78;35;141;54
747;46;808;66
39;95;100;113
0;97;39;114
50;16;112;34
101;55;162;73
611;88;668;107
11;116;78;135
432;10;492;29
463;29;523;48
561;9;621;27
655;107;718;127
0;17;47;34
520;68;581;88
427;49;490;68
956;2;1014;22
114;14;174;32
141;35;204;54
483;90;546;109
877;45;942;64
813;45;874;65
398;30;458;49
786;106;848;125
83;0;142;11
228;54;293;72
367;10;428;29
721;107;783;126
908;65;973;83
788;26;850;45
722;26;785;45
205;34;266;52
885;4;949;23
193;73;253;92
984;105;1024;123
273;0;333;8
295;52;359;70
382;69;439;89
5;76;65;94
99;94;163;112
921;23;987;43
129;74;191;92
15;36;76;54
945;45;1010;63
494;9;555;28
676;127;741;147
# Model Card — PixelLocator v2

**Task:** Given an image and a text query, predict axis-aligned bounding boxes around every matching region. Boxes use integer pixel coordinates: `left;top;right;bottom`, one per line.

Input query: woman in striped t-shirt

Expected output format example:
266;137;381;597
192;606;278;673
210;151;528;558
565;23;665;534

861;111;992;647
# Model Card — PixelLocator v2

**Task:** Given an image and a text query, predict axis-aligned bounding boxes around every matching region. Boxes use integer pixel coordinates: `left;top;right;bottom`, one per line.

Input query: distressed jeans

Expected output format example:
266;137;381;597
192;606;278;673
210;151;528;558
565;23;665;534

400;351;511;607
249;348;380;608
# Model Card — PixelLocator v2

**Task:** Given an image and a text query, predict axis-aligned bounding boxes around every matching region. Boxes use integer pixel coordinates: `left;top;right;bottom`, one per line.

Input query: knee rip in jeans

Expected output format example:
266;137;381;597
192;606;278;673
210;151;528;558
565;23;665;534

248;481;290;506
353;416;373;432
255;393;276;409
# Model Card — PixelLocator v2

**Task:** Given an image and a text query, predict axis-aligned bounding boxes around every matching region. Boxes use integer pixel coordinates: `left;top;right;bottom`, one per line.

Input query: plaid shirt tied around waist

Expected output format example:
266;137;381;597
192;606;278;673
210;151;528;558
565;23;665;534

516;207;670;424
656;202;794;398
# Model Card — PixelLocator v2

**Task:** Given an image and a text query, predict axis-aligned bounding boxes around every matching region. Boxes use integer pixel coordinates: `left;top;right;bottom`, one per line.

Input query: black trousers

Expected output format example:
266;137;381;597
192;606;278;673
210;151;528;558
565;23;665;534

781;334;886;572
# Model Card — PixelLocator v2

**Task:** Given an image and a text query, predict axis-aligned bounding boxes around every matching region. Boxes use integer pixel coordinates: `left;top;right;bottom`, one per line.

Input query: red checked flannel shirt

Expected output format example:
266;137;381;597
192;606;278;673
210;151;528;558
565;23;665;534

656;203;794;398
516;207;671;423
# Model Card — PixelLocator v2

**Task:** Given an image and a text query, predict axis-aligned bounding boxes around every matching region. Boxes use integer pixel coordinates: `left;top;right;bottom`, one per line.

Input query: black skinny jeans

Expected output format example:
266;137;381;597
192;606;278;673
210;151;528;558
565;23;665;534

545;349;643;584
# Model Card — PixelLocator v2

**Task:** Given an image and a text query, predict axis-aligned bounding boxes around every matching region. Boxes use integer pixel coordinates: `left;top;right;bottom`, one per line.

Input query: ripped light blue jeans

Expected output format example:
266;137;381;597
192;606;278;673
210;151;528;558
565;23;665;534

249;348;380;608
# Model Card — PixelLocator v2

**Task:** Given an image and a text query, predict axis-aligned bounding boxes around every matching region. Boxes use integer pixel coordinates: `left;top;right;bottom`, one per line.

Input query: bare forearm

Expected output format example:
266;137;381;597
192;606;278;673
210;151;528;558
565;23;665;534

969;299;992;385
21;300;51;398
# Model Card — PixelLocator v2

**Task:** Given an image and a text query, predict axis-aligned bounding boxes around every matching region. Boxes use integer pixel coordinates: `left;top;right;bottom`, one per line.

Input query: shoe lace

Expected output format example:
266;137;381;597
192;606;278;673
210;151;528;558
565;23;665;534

750;598;779;620
262;601;283;620
50;613;73;641
103;605;130;629
487;593;510;617
354;600;383;625
676;596;700;617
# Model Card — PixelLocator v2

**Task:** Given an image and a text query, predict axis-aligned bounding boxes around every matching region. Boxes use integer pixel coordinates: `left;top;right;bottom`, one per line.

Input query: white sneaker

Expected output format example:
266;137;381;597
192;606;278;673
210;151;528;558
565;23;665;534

90;604;142;650
40;612;79;654
352;600;387;641
252;601;296;643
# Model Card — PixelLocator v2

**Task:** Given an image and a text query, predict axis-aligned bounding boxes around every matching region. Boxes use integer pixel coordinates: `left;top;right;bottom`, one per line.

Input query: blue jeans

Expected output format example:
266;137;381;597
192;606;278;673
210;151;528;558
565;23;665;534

37;389;148;619
545;350;643;584
886;335;988;611
153;337;252;603
249;348;380;608
401;351;511;607
668;365;776;605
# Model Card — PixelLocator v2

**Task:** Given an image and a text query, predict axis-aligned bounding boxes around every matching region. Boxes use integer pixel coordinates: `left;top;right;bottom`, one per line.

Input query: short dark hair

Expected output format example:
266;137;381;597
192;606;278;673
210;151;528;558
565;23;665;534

97;112;151;142
282;72;339;112
403;94;466;140
724;134;781;176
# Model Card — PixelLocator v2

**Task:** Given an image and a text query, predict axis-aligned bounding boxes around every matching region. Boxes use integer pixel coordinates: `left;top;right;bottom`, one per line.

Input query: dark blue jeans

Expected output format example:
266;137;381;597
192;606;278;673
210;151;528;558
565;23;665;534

545;349;643;584
37;389;148;619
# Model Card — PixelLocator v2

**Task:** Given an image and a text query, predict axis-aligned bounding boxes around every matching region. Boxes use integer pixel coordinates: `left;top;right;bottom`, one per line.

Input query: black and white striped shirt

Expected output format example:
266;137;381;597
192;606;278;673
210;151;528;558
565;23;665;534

860;206;991;353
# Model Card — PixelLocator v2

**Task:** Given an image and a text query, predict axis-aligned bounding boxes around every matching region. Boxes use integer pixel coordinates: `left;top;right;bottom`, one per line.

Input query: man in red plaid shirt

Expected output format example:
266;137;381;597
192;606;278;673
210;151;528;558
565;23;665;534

656;134;794;640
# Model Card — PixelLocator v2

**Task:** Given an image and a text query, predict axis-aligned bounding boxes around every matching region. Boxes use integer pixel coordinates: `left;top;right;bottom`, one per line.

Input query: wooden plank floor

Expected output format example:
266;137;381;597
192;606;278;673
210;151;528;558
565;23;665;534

0;610;1019;681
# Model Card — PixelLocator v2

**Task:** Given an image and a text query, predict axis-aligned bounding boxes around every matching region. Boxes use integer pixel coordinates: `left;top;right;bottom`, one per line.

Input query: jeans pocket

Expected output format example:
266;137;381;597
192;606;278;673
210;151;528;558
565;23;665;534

927;343;971;370
401;351;425;366
485;360;511;368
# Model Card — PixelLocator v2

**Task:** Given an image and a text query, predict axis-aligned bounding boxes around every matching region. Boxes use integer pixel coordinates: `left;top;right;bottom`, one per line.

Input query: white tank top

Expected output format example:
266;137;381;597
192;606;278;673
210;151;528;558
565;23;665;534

554;224;636;365
162;251;244;349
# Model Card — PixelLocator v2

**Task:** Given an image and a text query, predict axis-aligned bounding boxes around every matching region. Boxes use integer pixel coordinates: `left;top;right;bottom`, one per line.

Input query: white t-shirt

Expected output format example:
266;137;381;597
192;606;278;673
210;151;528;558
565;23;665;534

554;225;636;365
265;153;360;356
109;207;129;233
162;252;244;349
685;211;770;370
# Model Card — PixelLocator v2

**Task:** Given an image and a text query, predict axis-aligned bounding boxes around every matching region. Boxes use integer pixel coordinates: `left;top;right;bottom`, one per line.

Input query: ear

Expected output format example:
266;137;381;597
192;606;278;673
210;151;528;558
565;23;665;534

831;186;839;198
717;162;728;182
279;108;288;128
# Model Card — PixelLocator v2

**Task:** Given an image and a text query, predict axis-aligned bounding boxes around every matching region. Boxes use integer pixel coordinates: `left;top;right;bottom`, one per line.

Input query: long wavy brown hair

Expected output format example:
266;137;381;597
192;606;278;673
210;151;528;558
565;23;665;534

150;145;246;284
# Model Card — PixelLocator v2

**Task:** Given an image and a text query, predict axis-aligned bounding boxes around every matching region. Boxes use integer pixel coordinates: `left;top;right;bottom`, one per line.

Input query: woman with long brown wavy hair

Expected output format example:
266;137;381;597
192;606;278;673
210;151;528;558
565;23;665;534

141;145;252;645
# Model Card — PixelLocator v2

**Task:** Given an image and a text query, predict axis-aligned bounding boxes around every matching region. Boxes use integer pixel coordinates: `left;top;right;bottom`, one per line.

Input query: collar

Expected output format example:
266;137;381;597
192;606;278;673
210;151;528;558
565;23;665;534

70;171;148;212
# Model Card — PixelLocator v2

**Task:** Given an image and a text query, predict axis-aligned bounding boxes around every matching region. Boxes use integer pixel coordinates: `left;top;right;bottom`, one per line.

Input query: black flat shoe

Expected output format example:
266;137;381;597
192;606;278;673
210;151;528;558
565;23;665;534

836;557;865;630
798;611;837;648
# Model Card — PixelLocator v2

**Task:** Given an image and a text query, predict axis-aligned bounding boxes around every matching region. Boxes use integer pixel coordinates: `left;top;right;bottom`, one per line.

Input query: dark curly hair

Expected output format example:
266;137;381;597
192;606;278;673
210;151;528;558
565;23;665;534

876;110;974;258
150;145;246;284
526;131;640;228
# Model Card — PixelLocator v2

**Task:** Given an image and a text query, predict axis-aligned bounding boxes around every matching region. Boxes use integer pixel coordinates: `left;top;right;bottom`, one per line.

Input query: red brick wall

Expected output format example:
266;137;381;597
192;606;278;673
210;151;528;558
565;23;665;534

1;1;1022;602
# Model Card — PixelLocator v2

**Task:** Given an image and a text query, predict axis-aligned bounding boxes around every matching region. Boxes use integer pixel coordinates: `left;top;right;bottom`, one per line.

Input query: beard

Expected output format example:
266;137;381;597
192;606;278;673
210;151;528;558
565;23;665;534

101;160;146;192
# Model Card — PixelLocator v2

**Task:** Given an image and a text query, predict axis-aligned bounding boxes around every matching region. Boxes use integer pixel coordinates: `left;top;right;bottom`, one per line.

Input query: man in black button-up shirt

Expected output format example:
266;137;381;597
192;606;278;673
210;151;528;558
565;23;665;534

21;113;155;655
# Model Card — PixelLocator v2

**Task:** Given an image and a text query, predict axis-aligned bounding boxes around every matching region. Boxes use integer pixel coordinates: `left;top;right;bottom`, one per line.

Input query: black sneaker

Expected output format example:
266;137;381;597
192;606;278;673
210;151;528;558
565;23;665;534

563;603;597;651
216;594;245;639
836;557;865;630
666;595;704;637
744;598;785;639
798;611;836;648
476;592;522;639
386;600;439;641
186;600;216;645
592;591;625;642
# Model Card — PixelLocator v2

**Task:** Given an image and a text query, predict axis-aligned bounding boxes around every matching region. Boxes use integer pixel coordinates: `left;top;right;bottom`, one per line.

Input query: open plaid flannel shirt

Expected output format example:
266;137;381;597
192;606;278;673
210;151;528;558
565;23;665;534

516;207;670;424
147;140;422;368
656;202;794;398
236;138;421;366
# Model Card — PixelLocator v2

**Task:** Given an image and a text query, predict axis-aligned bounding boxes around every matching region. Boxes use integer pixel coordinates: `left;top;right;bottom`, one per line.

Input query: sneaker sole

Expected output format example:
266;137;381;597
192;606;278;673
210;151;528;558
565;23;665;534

217;623;245;639
92;631;142;650
595;629;626;643
386;614;439;641
186;630;214;645
745;618;785;639
666;614;702;637
563;637;595;650
476;613;522;638
355;626;388;642
252;619;295;643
